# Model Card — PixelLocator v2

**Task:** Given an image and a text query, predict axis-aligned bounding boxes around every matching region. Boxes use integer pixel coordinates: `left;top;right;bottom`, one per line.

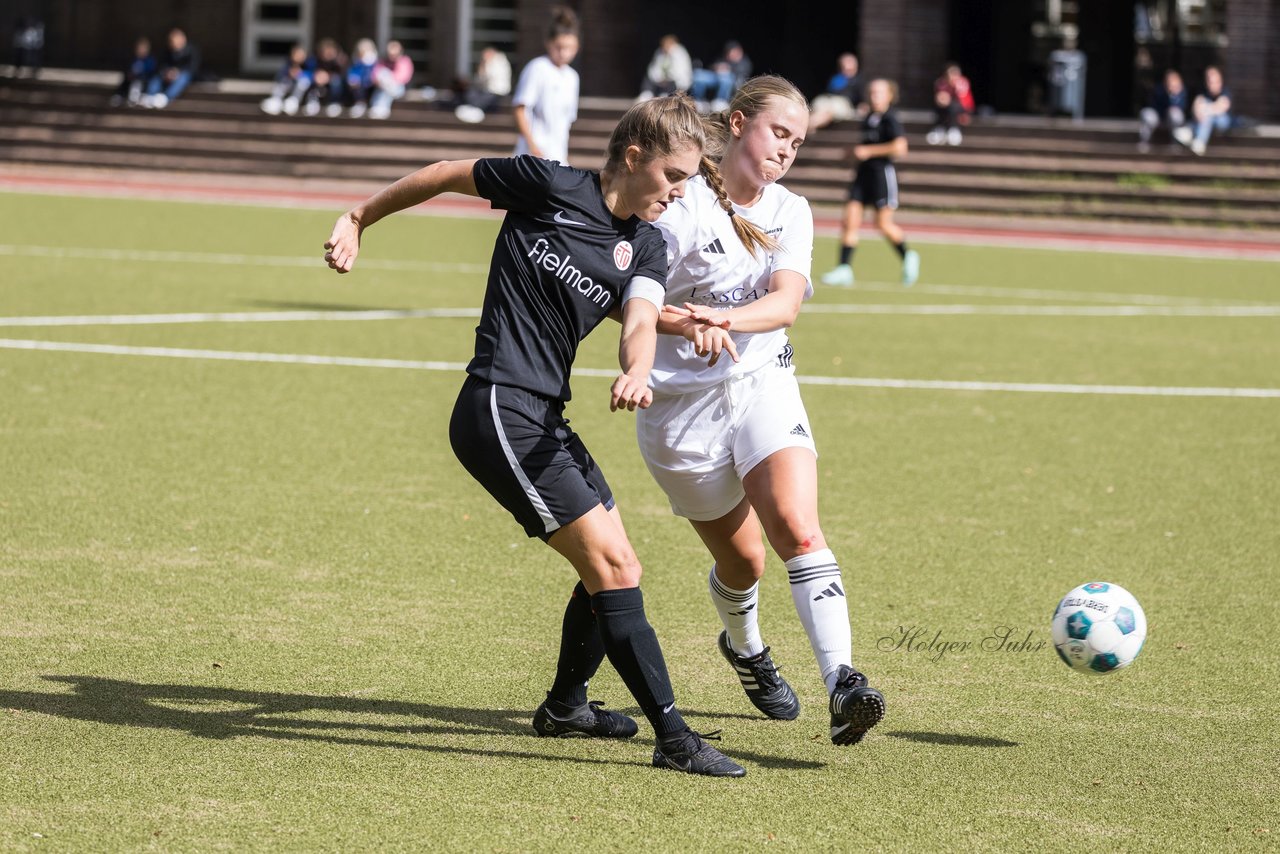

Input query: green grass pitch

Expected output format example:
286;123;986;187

1;192;1278;851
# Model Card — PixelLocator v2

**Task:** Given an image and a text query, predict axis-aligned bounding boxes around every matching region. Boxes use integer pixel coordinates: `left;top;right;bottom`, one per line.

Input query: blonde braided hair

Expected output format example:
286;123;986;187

700;75;809;257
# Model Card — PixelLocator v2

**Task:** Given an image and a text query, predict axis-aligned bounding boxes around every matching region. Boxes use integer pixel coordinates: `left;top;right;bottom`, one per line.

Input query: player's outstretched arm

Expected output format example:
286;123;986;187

323;159;480;273
681;270;807;334
611;298;658;412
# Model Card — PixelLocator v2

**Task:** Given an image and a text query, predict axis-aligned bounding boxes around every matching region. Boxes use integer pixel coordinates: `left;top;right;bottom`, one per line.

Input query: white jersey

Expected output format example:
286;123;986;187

511;55;579;165
651;176;814;395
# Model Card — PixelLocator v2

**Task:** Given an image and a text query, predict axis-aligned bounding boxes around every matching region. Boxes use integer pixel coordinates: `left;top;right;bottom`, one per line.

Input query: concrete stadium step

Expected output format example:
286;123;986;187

5;72;1280;231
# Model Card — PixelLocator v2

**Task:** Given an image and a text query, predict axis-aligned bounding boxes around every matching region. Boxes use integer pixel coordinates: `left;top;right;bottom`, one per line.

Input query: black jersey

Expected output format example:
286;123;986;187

470;156;668;401
859;109;903;167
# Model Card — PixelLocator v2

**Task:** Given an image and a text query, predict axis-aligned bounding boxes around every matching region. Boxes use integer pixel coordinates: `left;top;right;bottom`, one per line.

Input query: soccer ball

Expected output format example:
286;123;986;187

1051;582;1147;674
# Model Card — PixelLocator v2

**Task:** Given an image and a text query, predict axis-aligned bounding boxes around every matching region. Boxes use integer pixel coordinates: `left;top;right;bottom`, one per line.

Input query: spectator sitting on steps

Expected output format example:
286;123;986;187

1174;65;1233;156
1137;69;1187;153
926;63;974;146
143;28;200;109
809;52;865;131
637;34;692;101
345;39;379;118
261;44;313;116
110;36;157;107
12;15;45;77
368;39;414;120
453;46;512;124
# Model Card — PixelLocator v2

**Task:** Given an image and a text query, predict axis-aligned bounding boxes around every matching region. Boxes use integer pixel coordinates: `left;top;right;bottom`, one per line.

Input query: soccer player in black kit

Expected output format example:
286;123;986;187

820;78;920;288
323;96;746;777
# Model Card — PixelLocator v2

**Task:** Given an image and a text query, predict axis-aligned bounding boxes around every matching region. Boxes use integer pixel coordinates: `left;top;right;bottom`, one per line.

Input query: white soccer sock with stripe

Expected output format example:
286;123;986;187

708;566;765;658
785;548;853;693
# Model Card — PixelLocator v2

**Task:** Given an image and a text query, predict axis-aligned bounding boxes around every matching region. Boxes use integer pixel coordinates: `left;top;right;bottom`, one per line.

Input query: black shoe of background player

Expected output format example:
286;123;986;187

532;698;638;739
652;728;746;778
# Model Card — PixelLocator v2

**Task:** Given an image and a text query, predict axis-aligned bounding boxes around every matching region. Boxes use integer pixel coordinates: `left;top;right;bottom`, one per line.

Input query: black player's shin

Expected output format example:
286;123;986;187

590;587;686;738
533;581;637;739
548;581;604;707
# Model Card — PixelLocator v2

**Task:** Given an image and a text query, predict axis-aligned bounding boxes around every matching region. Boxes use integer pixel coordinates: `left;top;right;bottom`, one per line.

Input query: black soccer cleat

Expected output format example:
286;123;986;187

717;631;801;720
532;699;639;739
828;664;886;746
652;729;746;778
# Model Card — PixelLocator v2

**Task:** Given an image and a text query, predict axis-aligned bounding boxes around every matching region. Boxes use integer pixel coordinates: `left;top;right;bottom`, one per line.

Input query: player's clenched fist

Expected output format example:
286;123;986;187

610;372;653;412
324;212;362;273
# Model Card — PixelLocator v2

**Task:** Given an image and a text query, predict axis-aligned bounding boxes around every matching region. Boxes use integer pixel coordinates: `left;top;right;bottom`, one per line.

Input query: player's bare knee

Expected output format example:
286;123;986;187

597;547;643;588
768;518;827;558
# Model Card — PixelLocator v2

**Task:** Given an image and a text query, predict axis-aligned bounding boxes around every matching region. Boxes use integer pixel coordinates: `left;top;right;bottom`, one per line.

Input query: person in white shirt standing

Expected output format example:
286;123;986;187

512;6;580;164
641;77;887;747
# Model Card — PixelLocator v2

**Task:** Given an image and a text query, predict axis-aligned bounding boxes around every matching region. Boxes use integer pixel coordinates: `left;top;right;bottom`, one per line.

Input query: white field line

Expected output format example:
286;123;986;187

0;309;481;327
3;338;1277;399
3;303;1278;328
848;280;1261;306
801;304;1280;317
0;244;487;274
1;243;1263;306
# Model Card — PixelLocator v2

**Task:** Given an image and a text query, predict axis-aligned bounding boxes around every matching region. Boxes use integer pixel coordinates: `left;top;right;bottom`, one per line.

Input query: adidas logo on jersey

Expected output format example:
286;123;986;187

813;581;845;601
701;238;726;255
789;423;808;437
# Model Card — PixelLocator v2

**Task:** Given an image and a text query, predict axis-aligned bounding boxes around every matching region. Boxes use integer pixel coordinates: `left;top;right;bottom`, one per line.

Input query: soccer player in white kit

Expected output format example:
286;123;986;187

640;75;887;746
511;6;580;165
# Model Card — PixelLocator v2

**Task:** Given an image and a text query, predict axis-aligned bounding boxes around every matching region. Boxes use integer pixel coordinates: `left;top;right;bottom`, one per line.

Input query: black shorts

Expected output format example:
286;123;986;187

848;162;899;209
449;374;614;540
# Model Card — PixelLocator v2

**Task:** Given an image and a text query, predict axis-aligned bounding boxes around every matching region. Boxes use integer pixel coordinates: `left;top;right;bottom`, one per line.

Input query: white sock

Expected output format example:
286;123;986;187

785;548;852;693
708;566;764;658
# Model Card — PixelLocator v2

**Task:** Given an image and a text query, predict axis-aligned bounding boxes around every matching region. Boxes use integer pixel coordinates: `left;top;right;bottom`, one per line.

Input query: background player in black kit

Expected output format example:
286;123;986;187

323;96;746;777
820;78;921;288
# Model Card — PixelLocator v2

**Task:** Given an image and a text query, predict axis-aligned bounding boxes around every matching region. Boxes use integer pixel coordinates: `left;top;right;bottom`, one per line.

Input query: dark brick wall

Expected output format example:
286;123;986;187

857;0;950;109
8;0;1278;120
1225;0;1278;121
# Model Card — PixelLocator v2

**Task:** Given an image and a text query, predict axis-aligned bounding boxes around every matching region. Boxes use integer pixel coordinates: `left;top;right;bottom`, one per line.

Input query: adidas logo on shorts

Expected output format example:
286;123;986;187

789;424;809;437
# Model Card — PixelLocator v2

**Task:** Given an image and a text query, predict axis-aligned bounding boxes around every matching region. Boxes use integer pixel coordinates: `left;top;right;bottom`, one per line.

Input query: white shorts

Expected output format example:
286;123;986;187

637;366;817;521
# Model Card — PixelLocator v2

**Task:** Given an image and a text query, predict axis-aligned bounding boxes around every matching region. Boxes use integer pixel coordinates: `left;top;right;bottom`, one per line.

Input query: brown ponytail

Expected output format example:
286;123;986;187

547;5;579;40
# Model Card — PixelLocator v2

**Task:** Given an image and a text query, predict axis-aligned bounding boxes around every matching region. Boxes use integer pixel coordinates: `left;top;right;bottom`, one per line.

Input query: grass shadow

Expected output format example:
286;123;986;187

245;300;403;312
885;730;1019;748
2;676;822;771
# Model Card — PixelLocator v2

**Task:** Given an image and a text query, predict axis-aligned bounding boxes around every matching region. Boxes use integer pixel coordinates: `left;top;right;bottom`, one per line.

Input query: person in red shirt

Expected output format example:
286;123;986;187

926;63;974;146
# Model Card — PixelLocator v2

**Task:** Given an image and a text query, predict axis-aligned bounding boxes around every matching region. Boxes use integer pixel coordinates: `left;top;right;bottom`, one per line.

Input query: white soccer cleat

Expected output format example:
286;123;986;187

455;104;485;124
946;127;962;146
820;264;855;287
902;249;920;286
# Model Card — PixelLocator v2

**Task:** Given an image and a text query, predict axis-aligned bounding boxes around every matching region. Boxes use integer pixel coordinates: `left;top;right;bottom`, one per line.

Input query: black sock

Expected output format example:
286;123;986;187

547;581;604;708
590;587;687;738
839;244;855;266
892;240;908;260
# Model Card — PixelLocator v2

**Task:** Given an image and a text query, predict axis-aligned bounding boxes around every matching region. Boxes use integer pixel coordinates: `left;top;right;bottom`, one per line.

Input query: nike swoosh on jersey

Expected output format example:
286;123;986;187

553;210;588;227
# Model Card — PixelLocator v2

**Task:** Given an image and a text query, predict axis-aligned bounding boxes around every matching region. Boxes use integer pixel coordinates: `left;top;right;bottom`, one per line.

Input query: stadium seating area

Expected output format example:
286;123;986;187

3;70;1279;231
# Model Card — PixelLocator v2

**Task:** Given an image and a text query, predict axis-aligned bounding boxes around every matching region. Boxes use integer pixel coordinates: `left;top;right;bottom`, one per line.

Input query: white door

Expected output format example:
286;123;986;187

377;0;432;75
241;0;314;74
